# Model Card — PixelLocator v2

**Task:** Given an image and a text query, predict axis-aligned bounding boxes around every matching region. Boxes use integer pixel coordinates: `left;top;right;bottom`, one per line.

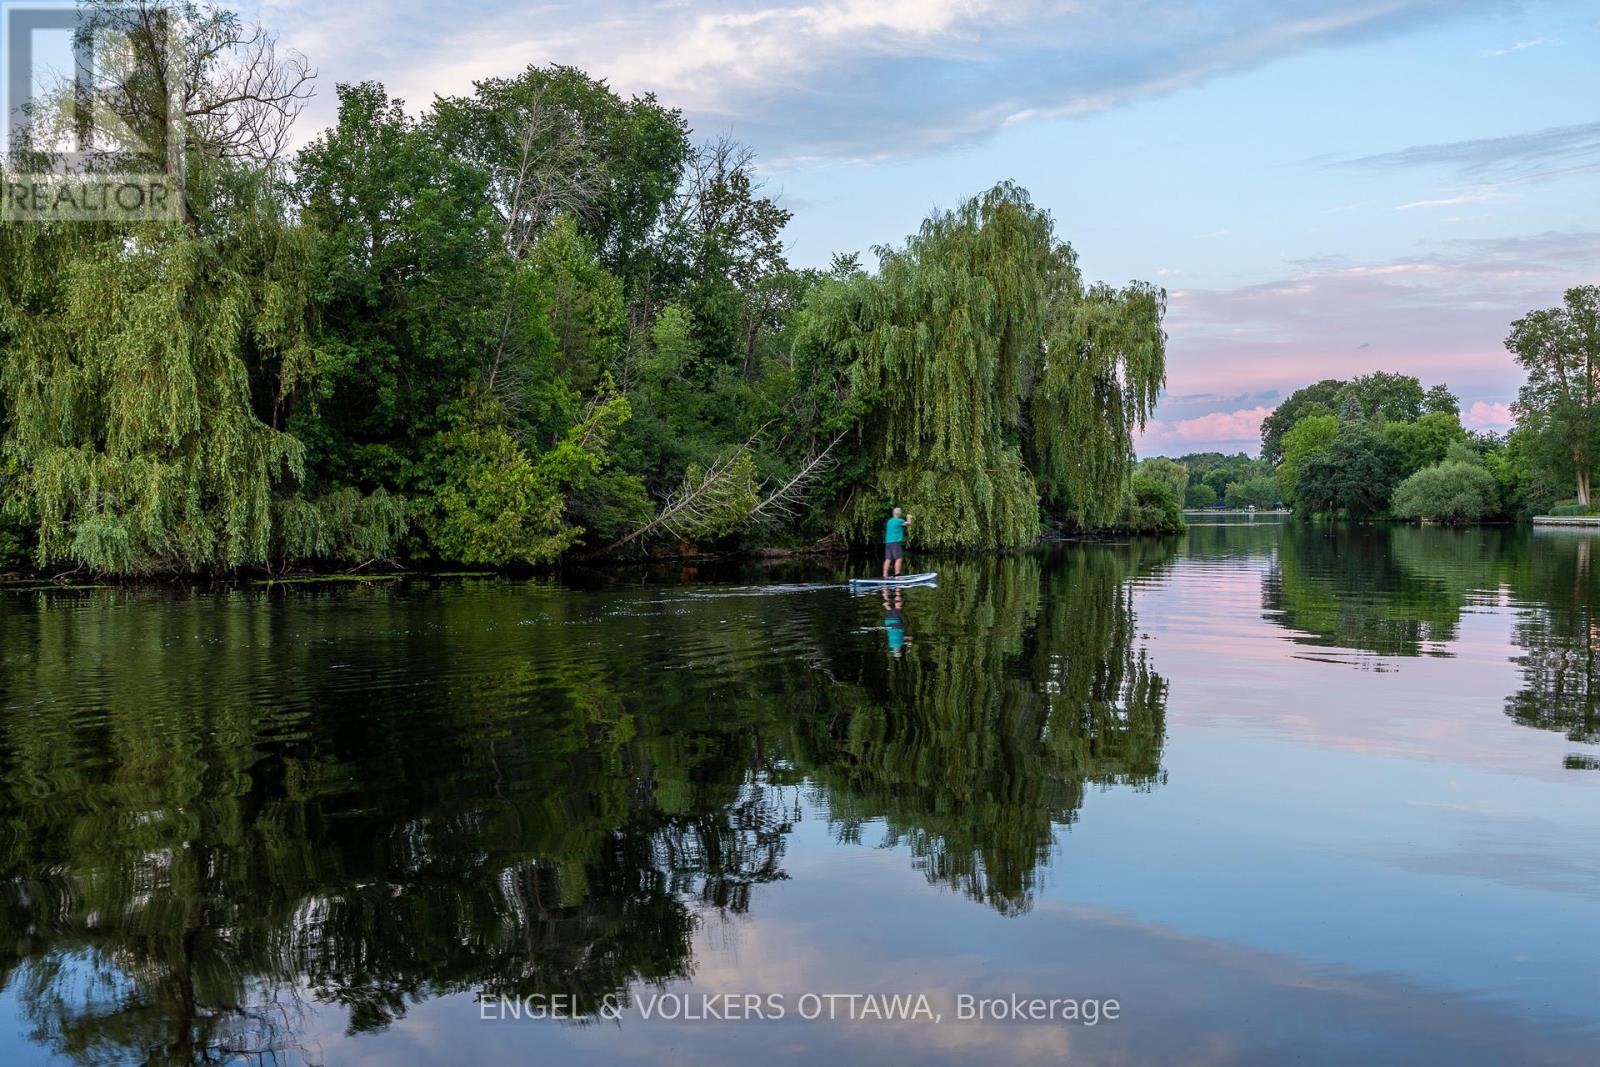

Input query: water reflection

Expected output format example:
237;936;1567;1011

802;549;1171;915
1506;533;1598;751
1187;520;1598;765
0;542;1172;1062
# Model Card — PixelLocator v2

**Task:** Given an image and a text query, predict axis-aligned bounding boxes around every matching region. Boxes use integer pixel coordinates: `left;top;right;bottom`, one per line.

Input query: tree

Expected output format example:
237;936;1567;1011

292;82;508;491
1031;279;1167;528
1225;476;1280;509
0;168;330;573
803;183;1165;548
0;5;422;575
1295;424;1402;517
1277;414;1338;506
1390;461;1500;523
1335;371;1425;424
1184;481;1217;509
1260;379;1343;465
1123;475;1185;533
661;138;795;376
1487;426;1565;519
429;65;690;280
413;391;632;565
1136;457;1189;506
528;217;628;394
1424;383;1461;416
1507;286;1600;507
1382;410;1467;478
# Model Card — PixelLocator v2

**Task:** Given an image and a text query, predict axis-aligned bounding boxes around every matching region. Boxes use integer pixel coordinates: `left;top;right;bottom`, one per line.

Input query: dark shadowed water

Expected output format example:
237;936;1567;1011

1;519;1597;1065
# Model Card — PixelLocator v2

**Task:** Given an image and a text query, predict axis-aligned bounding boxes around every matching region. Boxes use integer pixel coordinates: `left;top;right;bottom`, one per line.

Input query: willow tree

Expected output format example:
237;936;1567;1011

801;183;1165;549
0;172;323;574
1030;279;1167;527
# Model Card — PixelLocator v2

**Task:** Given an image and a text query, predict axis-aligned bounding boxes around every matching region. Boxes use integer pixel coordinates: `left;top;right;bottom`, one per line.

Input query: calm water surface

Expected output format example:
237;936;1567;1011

1;521;1596;1064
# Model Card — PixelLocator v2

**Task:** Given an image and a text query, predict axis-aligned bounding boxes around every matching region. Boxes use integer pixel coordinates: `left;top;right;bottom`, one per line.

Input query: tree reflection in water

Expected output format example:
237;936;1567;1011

1247;523;1598;756
0;543;1172;1062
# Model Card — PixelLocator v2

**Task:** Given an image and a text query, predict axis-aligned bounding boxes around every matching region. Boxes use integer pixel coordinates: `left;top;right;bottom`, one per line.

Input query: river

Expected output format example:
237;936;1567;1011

0;519;1596;1064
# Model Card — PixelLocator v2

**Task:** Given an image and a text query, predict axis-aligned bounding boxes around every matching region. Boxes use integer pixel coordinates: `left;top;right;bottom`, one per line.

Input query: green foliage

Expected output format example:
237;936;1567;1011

1382;410;1467;477
1164;451;1273;508
0;169;315;575
1269;377;1465;519
801;183;1164;548
1036;280;1167;527
0;29;1169;574
1424;383;1460;415
529;216;628;392
1136;457;1189;506
809;184;1054;549
1224;476;1280;509
1508;285;1600;506
1278;414;1339;506
671;452;763;540
1546;501;1600;517
1121;475;1185;533
1295;424;1402;518
413;392;632;565
1336;371;1427;424
1260;379;1343;465
1487;427;1564;519
292;82;508;490
1390;461;1501;523
430;64;691;279
274;487;409;564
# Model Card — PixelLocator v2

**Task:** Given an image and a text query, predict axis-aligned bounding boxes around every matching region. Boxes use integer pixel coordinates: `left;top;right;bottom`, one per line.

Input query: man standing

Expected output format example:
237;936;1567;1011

883;507;912;578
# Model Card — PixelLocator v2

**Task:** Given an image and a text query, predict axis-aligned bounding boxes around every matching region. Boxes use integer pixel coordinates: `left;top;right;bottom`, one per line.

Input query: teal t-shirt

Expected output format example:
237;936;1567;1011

885;516;906;543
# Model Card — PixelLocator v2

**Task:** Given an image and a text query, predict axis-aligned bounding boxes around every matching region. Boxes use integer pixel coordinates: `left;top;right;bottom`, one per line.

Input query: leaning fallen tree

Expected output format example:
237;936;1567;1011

597;433;844;556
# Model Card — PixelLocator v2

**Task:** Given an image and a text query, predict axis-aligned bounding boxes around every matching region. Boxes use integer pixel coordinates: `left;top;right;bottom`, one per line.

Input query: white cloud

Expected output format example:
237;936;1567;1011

1395;190;1512;210
252;0;1497;165
1482;38;1548;57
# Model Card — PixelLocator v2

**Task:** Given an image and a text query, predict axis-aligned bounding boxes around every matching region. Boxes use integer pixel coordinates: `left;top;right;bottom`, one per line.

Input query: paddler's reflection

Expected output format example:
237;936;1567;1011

881;588;911;658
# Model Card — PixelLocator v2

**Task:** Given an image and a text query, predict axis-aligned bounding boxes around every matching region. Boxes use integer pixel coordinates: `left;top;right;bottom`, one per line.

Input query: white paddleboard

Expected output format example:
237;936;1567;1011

847;572;937;587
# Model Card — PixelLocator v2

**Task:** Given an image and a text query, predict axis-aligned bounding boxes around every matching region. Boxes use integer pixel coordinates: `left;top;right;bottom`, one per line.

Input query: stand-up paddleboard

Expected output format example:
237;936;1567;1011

848;572;937;587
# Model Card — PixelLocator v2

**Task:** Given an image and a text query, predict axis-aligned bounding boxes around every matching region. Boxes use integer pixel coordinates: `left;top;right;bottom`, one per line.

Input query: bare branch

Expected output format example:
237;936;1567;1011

748;432;845;526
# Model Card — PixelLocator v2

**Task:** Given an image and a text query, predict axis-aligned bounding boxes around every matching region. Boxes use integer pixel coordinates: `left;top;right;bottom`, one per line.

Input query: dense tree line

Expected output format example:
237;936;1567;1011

1137;452;1279;510
1257;372;1539;523
0;3;1170;576
1253;287;1600;524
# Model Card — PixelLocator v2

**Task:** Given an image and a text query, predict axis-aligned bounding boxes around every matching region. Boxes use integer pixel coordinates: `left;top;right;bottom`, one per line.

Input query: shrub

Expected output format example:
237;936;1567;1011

1390;461;1501;523
1121;475;1185;533
1547;501;1600;517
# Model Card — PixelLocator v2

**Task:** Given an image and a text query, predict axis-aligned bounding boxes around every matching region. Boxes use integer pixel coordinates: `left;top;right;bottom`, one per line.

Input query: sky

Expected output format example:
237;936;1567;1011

243;0;1600;455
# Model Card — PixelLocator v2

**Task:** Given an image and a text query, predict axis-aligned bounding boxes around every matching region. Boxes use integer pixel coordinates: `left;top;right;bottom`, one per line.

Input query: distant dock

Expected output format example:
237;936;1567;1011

1532;515;1600;526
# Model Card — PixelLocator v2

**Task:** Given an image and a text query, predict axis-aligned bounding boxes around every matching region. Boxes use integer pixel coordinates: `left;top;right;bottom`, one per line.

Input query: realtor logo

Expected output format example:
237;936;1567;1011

1;0;182;221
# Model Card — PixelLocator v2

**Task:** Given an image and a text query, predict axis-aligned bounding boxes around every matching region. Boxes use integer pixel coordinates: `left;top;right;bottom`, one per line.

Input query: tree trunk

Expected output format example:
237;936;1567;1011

1575;446;1591;507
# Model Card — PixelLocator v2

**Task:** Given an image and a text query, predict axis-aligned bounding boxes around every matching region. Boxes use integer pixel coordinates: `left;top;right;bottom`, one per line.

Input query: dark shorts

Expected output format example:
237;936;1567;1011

885;542;904;561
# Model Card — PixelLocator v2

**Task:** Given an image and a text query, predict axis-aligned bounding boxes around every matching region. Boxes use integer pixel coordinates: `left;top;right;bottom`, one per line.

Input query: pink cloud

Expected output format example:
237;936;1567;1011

1463;400;1514;428
1157;230;1600;405
1137;406;1273;449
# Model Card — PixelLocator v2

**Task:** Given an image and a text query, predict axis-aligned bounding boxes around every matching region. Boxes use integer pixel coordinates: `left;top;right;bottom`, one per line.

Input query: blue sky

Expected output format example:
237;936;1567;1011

250;0;1600;454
